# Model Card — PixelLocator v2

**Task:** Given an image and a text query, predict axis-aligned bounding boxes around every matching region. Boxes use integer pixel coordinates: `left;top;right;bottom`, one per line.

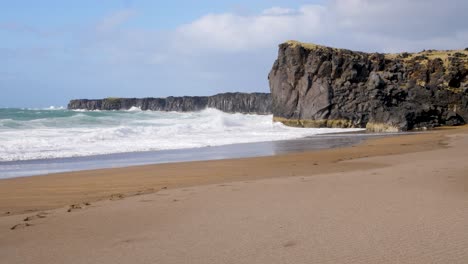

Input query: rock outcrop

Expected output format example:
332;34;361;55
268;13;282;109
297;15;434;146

68;92;271;115
269;40;468;131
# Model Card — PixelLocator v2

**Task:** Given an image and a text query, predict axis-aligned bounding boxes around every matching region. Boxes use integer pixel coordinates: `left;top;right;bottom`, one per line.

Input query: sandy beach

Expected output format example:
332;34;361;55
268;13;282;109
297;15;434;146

1;127;468;263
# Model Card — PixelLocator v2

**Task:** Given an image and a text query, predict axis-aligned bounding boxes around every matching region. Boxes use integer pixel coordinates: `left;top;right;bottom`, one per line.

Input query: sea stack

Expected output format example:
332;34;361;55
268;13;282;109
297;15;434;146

269;40;468;131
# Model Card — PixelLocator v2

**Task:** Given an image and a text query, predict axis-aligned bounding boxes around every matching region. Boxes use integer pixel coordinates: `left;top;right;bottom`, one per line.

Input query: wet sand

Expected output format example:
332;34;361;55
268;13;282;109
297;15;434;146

0;126;467;263
0;130;445;215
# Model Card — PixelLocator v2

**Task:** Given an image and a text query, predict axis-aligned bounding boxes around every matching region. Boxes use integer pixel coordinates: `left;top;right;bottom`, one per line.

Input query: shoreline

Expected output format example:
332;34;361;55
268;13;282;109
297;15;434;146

0;126;460;216
0;131;372;179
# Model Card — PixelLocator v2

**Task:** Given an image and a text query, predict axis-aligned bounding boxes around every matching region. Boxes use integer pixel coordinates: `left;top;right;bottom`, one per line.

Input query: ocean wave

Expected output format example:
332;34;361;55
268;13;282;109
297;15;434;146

72;109;102;112
25;106;65;111
0;108;364;161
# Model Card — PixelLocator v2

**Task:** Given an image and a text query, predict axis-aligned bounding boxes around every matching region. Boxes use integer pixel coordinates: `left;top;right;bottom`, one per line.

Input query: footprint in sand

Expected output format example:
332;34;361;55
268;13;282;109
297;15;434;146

24;212;48;222
67;204;83;212
10;223;32;230
67;202;91;212
109;193;125;201
283;241;298;248
135;188;155;196
114;237;148;246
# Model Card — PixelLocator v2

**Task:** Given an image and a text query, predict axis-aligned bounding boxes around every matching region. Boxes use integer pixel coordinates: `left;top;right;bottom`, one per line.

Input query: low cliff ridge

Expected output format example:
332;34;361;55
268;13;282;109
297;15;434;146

68;92;271;115
269;40;468;131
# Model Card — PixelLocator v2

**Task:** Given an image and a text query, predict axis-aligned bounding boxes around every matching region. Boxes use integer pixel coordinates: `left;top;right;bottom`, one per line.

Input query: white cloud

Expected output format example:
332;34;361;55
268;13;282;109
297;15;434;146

331;0;467;38
174;5;325;52
173;0;468;53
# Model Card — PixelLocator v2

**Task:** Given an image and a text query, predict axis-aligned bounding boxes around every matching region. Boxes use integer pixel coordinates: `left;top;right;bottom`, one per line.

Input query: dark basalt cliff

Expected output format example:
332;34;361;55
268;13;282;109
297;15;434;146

68;92;271;115
269;40;468;131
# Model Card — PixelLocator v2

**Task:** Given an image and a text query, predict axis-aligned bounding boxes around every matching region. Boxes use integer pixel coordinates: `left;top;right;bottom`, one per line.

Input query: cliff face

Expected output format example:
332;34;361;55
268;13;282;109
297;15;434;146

269;41;468;131
67;92;272;115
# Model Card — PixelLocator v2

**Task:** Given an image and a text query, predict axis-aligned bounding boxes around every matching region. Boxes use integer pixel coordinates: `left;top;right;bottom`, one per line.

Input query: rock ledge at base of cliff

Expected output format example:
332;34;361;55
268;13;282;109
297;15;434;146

68;92;271;115
269;40;468;131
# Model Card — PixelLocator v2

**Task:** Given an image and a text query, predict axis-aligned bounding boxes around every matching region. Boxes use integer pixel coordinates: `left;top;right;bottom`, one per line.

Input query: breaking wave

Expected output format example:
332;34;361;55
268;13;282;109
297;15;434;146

0;108;363;161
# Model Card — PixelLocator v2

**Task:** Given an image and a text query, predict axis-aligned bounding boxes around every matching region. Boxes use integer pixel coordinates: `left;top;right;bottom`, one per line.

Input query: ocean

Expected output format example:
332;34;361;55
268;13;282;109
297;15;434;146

0;107;367;178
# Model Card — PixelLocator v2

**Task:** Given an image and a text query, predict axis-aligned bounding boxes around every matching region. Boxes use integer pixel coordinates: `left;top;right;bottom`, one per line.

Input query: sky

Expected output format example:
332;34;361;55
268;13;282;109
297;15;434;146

1;0;467;107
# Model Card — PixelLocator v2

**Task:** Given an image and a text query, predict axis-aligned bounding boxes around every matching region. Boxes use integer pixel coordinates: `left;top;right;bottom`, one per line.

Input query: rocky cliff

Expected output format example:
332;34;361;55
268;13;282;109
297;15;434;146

269;40;468;131
67;92;271;115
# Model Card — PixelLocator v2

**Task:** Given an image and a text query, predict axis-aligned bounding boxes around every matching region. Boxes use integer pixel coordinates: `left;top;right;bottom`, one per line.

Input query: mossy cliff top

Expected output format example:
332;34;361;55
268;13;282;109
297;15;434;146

285;40;467;68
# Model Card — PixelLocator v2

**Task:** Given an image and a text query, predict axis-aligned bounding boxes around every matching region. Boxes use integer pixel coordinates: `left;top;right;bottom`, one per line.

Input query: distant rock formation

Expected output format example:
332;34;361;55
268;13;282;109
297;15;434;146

68;92;272;115
269;40;468;131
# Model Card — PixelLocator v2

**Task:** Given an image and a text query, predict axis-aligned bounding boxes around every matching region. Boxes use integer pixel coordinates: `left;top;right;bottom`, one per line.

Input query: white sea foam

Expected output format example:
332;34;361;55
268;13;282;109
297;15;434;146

48;106;65;110
0;108;364;161
127;106;142;112
26;106;65;111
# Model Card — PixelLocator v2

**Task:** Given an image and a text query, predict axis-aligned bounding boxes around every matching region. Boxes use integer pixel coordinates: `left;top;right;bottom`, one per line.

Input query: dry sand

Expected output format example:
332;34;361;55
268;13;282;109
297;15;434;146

0;127;467;263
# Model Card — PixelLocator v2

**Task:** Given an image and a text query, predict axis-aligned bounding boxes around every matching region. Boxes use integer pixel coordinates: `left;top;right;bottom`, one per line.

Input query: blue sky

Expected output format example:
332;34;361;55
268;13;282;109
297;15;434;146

1;0;467;107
